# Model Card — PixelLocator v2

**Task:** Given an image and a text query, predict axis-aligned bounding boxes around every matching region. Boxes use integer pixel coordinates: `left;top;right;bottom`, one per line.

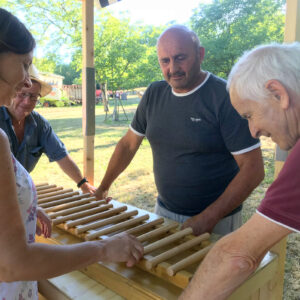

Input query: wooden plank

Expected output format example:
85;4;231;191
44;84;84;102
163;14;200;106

137;223;179;243
40;195;94;209
284;0;300;42
44;198;97;213
144;228;193;255
35;182;48;188
258;280;273;300
76;210;138;234
36;200;280;299
36;184;56;192
38;189;73;199
38;270;123;300
167;243;214;276
138;260;193;289
37;186;64;196
249;289;260;300
49;201;106;218
267;239;287;300
83;136;95;186
38;191;81;204
36;227;182;300
85;214;150;240
146;232;210;269
65;205;124;228
82;0;95;185
125;218;164;235
52;204;113;226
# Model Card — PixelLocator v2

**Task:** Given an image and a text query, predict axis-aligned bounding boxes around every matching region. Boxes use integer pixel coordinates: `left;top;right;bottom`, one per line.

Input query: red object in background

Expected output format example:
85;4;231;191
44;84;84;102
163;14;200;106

96;89;102;97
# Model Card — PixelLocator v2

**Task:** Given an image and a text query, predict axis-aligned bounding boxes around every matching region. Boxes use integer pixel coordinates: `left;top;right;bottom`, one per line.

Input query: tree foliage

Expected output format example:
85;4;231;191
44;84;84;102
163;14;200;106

1;0;286;86
55;63;80;85
33;53;59;73
1;0;163;88
72;11;164;90
190;0;285;78
0;0;81;56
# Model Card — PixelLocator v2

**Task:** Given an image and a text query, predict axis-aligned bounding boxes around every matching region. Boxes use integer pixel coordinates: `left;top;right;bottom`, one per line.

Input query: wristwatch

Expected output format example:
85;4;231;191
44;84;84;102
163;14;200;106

77;177;88;188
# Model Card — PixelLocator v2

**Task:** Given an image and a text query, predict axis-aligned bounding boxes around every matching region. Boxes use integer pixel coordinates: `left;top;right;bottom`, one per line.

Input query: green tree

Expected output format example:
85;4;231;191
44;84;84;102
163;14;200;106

1;0;82;56
133;25;165;88
55;63;80;85
72;11;163;90
190;0;285;78
94;13;145;90
1;1;164;88
33;53;59;73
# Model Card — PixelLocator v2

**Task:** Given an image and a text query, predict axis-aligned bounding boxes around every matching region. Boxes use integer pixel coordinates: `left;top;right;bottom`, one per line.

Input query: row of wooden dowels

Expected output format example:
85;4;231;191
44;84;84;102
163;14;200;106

36;183;213;276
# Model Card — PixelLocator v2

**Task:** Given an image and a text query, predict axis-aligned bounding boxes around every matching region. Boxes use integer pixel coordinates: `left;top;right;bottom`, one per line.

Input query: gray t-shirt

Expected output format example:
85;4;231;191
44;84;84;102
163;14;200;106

131;73;260;216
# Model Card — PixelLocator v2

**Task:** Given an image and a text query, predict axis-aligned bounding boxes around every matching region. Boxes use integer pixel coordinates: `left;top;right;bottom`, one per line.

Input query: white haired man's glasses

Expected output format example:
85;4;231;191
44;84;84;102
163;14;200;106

16;92;41;103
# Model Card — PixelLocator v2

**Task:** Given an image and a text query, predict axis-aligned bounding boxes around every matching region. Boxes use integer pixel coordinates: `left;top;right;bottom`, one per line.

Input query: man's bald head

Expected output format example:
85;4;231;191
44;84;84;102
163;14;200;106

156;25;205;93
157;25;201;53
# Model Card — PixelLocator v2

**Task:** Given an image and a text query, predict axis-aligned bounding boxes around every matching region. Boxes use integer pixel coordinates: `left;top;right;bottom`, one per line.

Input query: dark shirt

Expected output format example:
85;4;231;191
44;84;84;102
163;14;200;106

131;73;260;216
0;107;68;173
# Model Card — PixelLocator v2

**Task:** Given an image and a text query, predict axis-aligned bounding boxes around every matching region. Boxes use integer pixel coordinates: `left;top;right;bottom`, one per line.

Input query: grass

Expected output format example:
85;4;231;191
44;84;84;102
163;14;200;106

33;98;299;300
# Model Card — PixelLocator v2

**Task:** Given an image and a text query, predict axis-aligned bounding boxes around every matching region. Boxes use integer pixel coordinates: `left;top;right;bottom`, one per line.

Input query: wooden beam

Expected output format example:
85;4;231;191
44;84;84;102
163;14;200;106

82;0;95;185
284;0;300;42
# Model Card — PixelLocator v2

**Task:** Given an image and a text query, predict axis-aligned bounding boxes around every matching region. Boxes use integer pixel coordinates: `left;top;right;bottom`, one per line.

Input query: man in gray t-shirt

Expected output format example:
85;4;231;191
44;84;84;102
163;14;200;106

95;25;264;236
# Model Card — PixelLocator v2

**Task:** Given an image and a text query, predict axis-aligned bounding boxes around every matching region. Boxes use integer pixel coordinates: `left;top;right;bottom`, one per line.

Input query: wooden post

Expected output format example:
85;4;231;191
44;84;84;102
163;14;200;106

82;0;95;185
100;83;109;120
284;0;300;42
268;1;300;298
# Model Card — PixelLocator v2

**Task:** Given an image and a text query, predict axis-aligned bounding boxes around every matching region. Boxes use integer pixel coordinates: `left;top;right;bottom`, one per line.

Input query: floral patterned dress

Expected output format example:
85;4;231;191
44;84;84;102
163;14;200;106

0;156;38;300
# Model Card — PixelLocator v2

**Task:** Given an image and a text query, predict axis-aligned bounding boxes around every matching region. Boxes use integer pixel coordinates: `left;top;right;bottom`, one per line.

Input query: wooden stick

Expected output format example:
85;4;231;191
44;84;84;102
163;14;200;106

38;191;81;204
36;184;56;191
38;189;73;202
39;195;95;209
52;204;114;225
145;232;210;269
75;210;138;234
137;223;179;243
64;206;126;228
35;182;48;188
143;227;193;255
167;243;214;276
85;214;150;241
37;186;64;195
38;188;72;199
44;198;102;213
125;218;164;235
49;201;106;218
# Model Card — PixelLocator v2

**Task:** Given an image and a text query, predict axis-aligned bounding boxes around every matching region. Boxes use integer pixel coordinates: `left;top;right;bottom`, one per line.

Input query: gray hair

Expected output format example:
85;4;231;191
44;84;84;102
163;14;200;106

227;42;300;102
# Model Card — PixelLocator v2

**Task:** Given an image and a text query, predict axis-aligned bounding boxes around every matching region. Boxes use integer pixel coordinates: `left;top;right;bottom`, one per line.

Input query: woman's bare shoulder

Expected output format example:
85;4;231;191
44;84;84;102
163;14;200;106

0;128;8;139
0;129;11;158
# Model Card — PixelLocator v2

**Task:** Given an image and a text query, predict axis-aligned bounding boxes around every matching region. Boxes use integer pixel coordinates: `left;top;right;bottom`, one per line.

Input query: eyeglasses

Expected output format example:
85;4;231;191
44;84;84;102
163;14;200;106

16;92;41;103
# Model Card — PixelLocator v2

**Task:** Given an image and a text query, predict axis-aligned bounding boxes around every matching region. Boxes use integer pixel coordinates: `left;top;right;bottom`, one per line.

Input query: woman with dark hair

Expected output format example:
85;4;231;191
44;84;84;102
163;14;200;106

0;8;143;300
0;8;36;54
0;8;35;104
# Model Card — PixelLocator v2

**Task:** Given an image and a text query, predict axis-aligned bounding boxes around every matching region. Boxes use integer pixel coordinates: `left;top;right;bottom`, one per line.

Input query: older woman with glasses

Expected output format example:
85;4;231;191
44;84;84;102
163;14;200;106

0;8;143;300
0;64;97;194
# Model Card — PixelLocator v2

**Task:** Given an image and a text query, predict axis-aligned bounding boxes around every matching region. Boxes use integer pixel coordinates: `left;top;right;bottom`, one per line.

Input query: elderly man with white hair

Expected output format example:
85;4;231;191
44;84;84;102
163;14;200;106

180;42;300;300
